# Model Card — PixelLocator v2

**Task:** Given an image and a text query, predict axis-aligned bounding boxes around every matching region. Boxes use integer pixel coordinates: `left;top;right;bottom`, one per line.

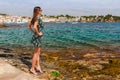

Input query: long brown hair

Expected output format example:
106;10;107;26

31;6;41;25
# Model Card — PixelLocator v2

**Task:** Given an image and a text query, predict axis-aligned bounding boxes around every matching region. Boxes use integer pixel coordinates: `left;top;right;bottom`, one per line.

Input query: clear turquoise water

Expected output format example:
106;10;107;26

0;22;120;50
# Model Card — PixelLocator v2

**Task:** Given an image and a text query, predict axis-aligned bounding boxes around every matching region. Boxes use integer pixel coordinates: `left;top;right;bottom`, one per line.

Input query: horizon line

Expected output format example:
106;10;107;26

0;13;120;17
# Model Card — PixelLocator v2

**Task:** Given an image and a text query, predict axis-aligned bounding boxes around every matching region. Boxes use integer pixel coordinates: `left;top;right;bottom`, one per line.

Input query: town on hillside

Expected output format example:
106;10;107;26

0;13;120;24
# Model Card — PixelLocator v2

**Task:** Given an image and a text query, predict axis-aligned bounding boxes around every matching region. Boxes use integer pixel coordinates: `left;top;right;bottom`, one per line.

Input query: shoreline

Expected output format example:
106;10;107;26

0;21;120;79
0;23;21;28
0;23;8;28
1;44;119;54
0;45;120;79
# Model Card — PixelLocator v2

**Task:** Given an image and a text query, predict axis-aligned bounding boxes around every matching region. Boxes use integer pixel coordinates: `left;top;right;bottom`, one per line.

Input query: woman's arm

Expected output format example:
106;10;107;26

27;22;35;33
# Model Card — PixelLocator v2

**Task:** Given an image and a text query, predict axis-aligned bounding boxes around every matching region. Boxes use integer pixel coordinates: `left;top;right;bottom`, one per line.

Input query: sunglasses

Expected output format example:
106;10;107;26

39;9;42;11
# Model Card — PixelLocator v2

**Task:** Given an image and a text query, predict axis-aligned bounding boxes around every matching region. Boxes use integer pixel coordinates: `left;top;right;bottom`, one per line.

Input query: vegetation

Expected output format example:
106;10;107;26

45;14;75;19
0;23;8;28
51;71;60;77
44;14;120;22
0;13;8;16
22;16;27;19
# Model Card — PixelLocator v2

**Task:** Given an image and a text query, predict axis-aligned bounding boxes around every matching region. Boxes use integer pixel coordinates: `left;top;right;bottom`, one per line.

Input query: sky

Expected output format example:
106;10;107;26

0;0;120;16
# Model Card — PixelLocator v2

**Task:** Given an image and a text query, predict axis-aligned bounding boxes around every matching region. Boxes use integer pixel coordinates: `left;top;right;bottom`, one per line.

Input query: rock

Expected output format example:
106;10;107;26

116;74;120;79
71;77;81;80
88;64;103;71
76;60;89;66
93;75;115;80
52;57;59;61
83;53;97;58
21;67;29;72
0;59;43;80
88;48;98;53
82;76;93;80
76;59;102;66
37;72;49;80
99;60;109;64
96;52;116;58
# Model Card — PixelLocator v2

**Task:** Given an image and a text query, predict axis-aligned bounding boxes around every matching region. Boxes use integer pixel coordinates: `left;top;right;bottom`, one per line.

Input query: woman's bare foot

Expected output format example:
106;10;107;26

30;69;37;75
36;67;43;73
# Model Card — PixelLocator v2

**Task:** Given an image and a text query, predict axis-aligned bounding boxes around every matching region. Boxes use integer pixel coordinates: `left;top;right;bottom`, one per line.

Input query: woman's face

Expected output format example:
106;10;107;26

38;9;42;16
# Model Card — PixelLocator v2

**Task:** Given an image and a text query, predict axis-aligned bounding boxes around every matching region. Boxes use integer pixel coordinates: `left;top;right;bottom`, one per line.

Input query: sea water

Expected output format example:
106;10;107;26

0;22;120;50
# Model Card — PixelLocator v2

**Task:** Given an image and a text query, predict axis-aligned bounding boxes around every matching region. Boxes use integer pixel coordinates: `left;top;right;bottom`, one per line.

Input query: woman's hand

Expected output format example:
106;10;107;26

38;32;43;36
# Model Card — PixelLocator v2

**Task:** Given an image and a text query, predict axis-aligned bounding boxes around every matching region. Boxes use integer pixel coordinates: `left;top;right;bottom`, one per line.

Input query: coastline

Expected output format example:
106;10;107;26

0;23;8;28
0;46;120;80
0;23;21;28
0;22;120;79
0;13;120;23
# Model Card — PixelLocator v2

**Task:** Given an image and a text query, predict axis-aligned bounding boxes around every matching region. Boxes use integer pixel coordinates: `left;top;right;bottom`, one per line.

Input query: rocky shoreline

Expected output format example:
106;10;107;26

0;23;8;28
0;23;21;28
0;46;120;80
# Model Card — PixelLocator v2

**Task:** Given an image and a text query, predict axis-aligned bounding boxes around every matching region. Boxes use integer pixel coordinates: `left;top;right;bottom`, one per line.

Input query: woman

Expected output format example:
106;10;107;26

27;6;44;75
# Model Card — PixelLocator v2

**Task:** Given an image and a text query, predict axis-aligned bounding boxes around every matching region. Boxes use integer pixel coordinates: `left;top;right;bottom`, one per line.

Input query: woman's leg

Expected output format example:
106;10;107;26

36;47;43;73
30;47;39;74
